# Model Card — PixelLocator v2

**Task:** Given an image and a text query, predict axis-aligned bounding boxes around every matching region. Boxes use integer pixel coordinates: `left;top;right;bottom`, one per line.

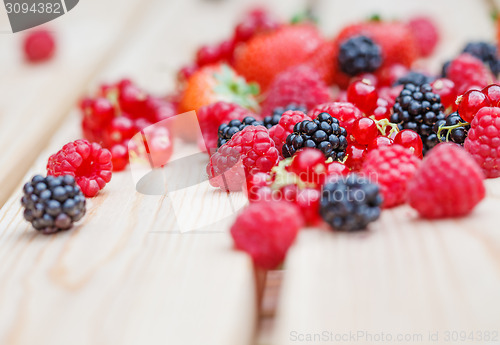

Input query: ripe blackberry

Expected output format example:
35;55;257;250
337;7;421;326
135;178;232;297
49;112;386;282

21;175;86;234
390;83;446;155
463;41;500;76
320;174;383;231
395;71;435;86
338;35;383;76
264;103;307;129
434;112;470;145
282;112;348;161
217;116;263;147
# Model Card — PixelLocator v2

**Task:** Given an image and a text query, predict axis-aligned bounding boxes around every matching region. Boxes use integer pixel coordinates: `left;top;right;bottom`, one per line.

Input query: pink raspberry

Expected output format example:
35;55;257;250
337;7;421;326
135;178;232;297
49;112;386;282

268;110;311;156
362;145;421;208
308;102;363;133
231;200;303;269
446;53;494;94
407;16;439;57
207;126;279;191
464;107;500;178
23;29;55;62
47;140;113;197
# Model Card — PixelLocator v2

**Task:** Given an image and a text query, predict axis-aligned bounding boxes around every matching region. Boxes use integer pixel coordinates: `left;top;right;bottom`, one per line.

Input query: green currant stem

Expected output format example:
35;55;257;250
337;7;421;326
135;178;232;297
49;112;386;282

371;117;400;138
437;122;470;143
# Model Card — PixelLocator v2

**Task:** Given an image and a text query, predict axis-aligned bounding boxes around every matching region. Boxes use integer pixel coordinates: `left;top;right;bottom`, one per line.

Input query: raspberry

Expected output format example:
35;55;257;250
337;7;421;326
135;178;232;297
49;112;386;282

198;102;256;152
408;143;485;218
207;126;279;191
320;174;383;231
269;110;311;156
23;29;55;62
263;103;307;129
217;116;263;147
230;201;303;270
260;66;330;116
464;107;500;178
446;53;494;94
362;145;421;208
47;140;113;197
462;41;500;77
21;175;86;234
407;17;439;57
338;35;383;76
308;102;363;133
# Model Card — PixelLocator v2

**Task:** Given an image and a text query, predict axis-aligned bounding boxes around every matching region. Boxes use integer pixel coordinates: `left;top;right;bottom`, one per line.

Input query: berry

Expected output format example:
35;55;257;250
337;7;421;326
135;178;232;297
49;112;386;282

207;126;279;191
372;97;392;120
326;161;349;176
217;116;263;147
245;172;273;203
23;29;55;62
435;112;470;145
103;116;135;148
308;102;363;133
303;40;337;85
395;71;435;86
198;102;256;152
337;35;383;76
431;78;458;112
234;24;324;90
142;125;174;168
446;53;494;94
269;110;311;156
376;64;409;87
282;112;348;161
21;175;86;234
362;145;421;208
260;65;330;116
230;201;303;270
481;84;500;107
351;117;378;145
344;143;367;171
408;143;485;218
320;174;383;231
293;188;321;226
462;41;500;76
457;89;491;123
394;129;423;158
196;44;222;66
289;148;327;185
368;136;393;150
47;140;113;197
82;97;115;131
407;16;439;57
118;83;147;117
464;107;500;178
347;79;378;114
390;83;446;155
233;8;280;44
264;103;307;129
110;144;129;172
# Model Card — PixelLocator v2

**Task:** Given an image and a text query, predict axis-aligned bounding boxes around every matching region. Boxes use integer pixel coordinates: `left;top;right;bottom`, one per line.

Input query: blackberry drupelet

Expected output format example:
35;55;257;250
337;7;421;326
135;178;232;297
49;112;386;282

282;112;348;161
21;175;86;234
264;103;307;129
217;116;263;147
395;71;435;86
390;83;446;155
320;174;383;231
434;112;470;145
463;41;500;76
338;35;383;76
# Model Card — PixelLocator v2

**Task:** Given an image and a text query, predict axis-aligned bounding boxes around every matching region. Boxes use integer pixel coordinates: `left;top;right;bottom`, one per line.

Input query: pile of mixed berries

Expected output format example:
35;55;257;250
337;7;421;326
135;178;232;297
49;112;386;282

21;9;500;271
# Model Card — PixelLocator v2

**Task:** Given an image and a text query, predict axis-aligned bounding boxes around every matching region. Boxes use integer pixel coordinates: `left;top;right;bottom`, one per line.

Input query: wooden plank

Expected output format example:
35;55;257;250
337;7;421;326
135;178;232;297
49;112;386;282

0;0;154;206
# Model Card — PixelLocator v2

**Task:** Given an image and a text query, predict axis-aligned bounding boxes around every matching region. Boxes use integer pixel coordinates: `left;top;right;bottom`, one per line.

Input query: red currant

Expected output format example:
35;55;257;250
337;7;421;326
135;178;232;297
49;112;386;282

143;126;174;168
351;117;378;145
196;44;221;66
431;78;458;112
344;143;367;171
326;161;349;176
376;63;408;87
111;143;129;172
347;80;378;114
294;188;321;226
372;98;391;121
105;116;135;147
246;172;273;202
289;148;327;185
481;84;500;107
218;39;236;62
394;129;423;158
368;136;393;150
88;97;115;130
118;84;147;117
177;63;198;84
457;89;491;123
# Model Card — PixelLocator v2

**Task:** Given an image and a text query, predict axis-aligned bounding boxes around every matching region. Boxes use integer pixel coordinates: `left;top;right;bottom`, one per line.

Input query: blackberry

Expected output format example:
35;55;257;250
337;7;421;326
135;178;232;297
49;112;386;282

217;116;263;147
320;174;383;232
441;60;451;78
338;35;383;76
282;112;348;161
21;175;86;234
463;41;500;76
434;111;470;145
390;83;446;155
395;71;435;86
264;103;307;129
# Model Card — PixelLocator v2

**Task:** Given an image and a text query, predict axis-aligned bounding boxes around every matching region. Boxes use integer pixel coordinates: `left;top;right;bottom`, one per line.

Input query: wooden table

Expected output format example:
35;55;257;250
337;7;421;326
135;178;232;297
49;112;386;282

0;1;499;344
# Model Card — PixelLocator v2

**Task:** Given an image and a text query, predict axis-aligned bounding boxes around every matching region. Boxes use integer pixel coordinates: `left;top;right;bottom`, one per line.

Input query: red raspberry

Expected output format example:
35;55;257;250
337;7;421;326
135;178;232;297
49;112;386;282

230;201;303;270
407;16;439;57
207;126;279;191
464;107;500;178
47;140;113;197
198;102;256;152
408;143;485;218
362;145;421;208
446;53;494;94
23;29;55;62
308;102;363;133
269;110;311;156
260;65;331;116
